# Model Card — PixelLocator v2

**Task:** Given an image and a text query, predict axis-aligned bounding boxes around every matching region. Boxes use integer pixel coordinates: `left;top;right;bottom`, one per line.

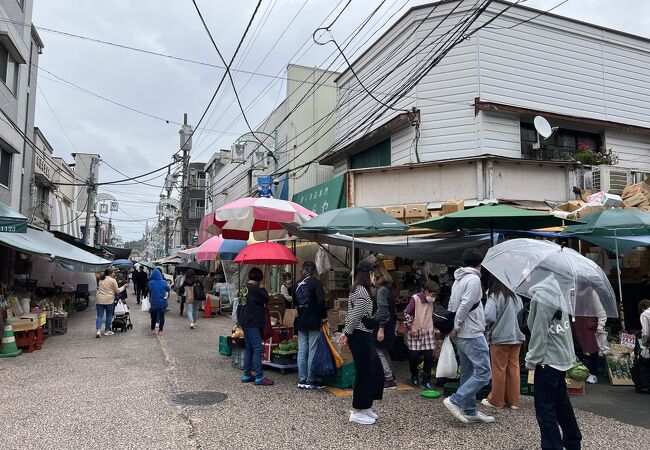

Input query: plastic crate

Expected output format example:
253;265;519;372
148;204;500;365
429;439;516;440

323;362;356;388
271;352;297;366
219;336;232;356
52;316;68;335
231;347;245;370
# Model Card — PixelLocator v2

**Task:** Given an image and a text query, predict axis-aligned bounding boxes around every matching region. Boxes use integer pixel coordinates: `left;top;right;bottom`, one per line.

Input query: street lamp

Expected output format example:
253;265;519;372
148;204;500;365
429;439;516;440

231;130;279;197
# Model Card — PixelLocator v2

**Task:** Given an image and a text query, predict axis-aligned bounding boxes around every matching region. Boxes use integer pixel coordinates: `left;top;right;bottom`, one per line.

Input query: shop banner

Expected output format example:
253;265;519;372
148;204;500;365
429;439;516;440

258;176;273;198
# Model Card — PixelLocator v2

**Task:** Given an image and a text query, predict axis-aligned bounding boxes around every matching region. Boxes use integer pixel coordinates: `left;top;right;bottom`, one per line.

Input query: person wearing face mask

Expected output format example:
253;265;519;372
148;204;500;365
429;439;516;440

404;281;440;390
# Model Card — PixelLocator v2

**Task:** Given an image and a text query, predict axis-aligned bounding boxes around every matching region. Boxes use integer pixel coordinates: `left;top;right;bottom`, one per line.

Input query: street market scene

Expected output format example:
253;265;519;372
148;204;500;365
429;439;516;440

1;1;650;449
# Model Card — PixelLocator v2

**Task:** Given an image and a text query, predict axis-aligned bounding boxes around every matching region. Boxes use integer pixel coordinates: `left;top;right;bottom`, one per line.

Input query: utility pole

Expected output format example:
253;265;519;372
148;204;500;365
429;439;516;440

163;168;174;255
84;157;98;246
179;113;193;247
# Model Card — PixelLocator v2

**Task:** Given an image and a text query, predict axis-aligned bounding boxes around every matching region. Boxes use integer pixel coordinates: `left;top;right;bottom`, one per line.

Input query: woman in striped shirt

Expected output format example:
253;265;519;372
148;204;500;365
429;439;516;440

338;260;384;425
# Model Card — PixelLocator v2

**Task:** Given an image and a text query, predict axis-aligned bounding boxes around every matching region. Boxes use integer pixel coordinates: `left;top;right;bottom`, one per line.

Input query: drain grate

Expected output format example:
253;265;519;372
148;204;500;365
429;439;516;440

167;391;227;406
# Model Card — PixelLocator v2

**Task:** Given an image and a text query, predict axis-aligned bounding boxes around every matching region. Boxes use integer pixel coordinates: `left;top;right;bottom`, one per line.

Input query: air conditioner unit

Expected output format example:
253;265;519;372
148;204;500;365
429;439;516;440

592;165;630;195
232;143;246;163
219;149;232;164
252;150;267;169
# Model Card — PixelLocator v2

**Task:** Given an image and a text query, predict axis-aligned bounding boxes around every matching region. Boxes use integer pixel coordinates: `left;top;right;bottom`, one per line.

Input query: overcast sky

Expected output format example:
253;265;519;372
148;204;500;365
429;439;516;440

32;0;650;241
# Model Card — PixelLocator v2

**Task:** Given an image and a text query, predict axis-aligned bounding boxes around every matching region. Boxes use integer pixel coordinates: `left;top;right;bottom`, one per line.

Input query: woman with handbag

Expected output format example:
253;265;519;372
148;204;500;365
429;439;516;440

182;269;204;329
238;268;274;386
482;278;525;410
338;260;384;425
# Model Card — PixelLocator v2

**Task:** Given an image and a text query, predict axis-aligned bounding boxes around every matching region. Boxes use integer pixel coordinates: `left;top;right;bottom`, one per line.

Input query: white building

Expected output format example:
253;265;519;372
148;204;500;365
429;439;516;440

321;0;650;213
205;64;339;213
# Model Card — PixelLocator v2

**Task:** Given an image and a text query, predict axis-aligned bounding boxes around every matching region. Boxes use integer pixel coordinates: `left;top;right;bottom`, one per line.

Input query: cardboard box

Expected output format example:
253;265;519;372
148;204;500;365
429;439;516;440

566;378;586;396
441;200;464;216
405;204;428;219
385;205;405;219
282;309;297;327
577;205;604;218
623;192;647;207
621;179;650;201
602;193;623;207
555;200;585;213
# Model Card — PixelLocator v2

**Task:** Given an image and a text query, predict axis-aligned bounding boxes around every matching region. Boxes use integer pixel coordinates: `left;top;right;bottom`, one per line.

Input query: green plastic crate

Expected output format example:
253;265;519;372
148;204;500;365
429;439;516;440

219;336;232;356
323;362;356;389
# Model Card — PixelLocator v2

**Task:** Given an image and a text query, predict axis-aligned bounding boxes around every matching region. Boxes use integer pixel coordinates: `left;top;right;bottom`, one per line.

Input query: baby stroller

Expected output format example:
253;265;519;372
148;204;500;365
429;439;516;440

112;297;133;332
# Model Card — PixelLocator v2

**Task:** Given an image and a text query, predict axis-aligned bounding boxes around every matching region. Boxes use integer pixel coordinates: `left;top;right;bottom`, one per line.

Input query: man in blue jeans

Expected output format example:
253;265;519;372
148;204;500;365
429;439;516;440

443;249;494;424
294;261;327;389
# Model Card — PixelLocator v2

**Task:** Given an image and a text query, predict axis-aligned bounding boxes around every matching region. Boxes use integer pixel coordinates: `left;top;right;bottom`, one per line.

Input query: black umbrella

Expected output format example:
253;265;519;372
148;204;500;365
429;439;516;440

176;261;209;275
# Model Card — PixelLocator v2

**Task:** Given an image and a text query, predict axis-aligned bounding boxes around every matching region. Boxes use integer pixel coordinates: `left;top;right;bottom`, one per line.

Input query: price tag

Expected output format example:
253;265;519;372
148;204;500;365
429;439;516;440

620;333;636;350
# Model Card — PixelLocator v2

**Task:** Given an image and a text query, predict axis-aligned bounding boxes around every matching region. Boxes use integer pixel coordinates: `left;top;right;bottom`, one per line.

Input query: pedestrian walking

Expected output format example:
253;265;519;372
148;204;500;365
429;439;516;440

134;266;148;304
338;260;384;425
443;248;494;424
373;266;397;390
182;269;199;329
238;268;274;386
404;281;439;390
526;272;582;450
294;261;327;390
640;299;650;347
175;270;186;310
95;268;128;338
201;272;216;311
148;268;170;336
482;278;525;410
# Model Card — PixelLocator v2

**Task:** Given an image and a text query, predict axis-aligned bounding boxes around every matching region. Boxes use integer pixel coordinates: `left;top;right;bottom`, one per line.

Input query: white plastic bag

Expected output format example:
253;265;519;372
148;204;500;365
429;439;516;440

141;296;151;313
114;300;128;315
436;336;458;379
596;332;611;355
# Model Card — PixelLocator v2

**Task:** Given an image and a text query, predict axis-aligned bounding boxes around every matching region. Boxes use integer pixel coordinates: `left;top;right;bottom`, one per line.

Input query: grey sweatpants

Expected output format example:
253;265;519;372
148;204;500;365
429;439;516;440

377;348;394;381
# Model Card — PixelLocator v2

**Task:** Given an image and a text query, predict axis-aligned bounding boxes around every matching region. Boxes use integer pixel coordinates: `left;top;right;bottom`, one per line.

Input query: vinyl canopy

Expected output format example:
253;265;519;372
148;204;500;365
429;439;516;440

0;226;111;272
0;201;27;233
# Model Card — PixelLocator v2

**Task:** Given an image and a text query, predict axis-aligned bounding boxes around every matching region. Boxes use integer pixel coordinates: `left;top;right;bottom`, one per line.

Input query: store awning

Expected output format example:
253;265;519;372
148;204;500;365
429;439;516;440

0;201;27;233
0;226;111;272
283;223;491;266
50;197;81;239
292;175;346;215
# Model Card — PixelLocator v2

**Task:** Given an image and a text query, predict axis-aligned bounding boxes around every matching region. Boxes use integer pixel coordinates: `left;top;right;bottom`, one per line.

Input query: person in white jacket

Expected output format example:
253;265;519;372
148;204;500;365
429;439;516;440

640;299;650;348
443;249;493;424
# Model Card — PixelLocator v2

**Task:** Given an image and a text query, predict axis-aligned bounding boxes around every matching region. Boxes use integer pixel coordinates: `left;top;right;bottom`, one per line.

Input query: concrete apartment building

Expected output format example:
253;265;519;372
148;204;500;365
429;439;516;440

0;0;43;214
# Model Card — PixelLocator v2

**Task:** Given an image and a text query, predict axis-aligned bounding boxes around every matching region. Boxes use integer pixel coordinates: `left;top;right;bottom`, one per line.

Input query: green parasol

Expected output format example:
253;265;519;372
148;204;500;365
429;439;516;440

298;207;408;277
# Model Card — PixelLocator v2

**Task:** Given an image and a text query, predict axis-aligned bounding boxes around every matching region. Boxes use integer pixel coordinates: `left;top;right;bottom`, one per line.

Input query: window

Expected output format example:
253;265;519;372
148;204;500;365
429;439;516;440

195;172;206;189
0;148;11;187
350;139;391;169
520;122;601;161
0;43;19;95
190;199;205;218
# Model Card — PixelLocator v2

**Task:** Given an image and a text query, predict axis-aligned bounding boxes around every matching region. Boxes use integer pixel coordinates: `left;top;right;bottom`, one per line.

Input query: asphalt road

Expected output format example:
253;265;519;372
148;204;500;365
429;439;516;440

1;289;649;449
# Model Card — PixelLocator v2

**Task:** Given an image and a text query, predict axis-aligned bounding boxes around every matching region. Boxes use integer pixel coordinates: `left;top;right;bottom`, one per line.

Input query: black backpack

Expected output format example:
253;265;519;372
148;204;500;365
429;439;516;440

433;301;480;335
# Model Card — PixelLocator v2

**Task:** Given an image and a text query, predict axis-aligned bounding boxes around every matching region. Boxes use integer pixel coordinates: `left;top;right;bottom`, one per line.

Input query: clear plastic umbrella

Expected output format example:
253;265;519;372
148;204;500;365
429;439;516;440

482;238;618;318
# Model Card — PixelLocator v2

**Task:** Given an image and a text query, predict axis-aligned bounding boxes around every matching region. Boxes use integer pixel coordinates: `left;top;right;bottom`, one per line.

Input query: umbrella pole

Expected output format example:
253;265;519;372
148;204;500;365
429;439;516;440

614;229;625;329
351;235;355;281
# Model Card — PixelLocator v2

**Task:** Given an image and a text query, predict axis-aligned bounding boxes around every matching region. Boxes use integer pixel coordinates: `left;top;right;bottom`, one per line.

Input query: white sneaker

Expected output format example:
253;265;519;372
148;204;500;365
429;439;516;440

362;409;378;419
586;375;597;384
190;323;195;329
96;330;101;339
349;411;375;425
104;330;114;336
481;398;501;410
508;405;520;410
443;397;469;424
463;411;495;423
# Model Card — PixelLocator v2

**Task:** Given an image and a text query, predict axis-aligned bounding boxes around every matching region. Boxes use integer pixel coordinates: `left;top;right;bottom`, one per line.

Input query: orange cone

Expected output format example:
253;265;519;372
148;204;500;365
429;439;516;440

204;295;212;318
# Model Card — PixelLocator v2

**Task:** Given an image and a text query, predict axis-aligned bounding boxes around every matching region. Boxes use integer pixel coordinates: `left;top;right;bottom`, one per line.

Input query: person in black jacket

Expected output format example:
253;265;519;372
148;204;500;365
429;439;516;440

374;266;397;390
294;261;327;389
238;268;274;386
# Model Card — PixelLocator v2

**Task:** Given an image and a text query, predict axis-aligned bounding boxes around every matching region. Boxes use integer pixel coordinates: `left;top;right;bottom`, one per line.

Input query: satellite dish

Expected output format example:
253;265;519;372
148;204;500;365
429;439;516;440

534;116;554;139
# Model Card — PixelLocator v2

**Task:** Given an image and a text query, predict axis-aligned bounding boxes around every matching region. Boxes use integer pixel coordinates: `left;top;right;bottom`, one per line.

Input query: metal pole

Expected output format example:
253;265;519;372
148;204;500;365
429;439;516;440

614;229;625;329
84;158;97;246
180;113;192;247
273;129;279;198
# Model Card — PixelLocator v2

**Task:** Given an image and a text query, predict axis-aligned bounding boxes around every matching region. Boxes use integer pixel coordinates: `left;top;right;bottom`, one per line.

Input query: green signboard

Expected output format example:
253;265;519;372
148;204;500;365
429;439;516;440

0;202;27;233
292;175;347;215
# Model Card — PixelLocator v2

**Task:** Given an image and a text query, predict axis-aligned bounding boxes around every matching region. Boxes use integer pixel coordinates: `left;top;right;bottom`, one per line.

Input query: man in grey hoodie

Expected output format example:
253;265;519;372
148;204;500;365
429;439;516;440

443;249;494;424
526;273;582;450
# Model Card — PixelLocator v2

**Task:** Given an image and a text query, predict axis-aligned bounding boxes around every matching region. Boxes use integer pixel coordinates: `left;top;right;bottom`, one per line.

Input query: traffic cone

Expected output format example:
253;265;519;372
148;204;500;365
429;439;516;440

0;319;22;358
204;295;212;318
